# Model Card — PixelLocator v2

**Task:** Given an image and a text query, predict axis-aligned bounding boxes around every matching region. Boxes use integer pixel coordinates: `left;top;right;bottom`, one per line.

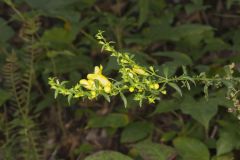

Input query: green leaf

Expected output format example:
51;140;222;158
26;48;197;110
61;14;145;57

174;24;213;39
216;118;240;155
120;92;127;108
152;100;180;115
180;95;218;130
0;89;11;106
41;27;77;48
138;0;149;27
87;113;129;128
102;94;111;103
152;51;192;66
168;83;182;96
173;137;210;160
0;18;14;44
133;140;176;160
85;151;133;160
120;121;153;143
212;153;234;160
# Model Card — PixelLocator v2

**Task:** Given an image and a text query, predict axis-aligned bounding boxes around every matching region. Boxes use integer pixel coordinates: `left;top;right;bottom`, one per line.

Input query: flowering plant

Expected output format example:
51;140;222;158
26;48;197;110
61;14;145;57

49;31;240;116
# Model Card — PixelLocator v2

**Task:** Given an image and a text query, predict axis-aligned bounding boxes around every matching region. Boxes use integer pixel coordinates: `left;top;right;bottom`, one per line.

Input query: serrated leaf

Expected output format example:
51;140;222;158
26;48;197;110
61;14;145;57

173;137;210;160
168;83;182;96
85;151;133;160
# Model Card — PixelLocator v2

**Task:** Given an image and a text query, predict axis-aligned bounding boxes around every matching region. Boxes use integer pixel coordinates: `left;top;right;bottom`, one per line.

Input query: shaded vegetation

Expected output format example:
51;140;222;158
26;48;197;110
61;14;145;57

1;0;240;160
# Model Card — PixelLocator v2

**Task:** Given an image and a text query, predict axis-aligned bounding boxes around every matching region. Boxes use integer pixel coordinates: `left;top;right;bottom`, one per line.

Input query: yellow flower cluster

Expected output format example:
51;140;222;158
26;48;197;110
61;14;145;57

79;65;112;96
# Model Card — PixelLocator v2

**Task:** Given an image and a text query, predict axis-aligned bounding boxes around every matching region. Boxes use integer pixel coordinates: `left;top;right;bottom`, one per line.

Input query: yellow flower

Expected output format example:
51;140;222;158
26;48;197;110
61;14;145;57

154;83;159;90
94;65;103;74
90;91;97;98
87;65;112;93
80;79;95;90
104;85;111;93
129;87;135;92
87;74;111;87
132;65;149;76
161;90;167;95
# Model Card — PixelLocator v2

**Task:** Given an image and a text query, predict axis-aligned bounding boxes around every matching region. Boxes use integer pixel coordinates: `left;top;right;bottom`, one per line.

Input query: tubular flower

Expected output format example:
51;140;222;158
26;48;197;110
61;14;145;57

80;79;95;90
86;65;112;93
132;65;149;76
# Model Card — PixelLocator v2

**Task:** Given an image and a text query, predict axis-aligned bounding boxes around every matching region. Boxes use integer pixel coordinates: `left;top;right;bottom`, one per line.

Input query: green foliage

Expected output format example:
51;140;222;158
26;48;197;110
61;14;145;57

174;137;210;160
132;140;176;160
1;0;240;159
85;151;133;160
87;113;129;128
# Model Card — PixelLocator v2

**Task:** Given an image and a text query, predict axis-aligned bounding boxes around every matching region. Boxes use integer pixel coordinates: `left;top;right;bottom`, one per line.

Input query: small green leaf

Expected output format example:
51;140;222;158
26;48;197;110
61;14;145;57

67;94;72;104
120;92;127;108
85;151;133;160
168;83;182;96
54;90;59;99
103;93;111;103
173;137;210;160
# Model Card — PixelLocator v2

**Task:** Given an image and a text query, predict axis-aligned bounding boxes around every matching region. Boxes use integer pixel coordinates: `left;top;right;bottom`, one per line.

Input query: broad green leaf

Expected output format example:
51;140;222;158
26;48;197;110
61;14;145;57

0;18;14;44
85;151;133;160
217;131;236;156
44;54;93;73
138;0;149;27
87;113;129;128
174;137;210;160
152;100;180;115
174;24;213;39
152;51;192;65
217;118;240;155
41;27;77;48
0;89;10;106
133;140;176;160
212;153;234;160
120;122;153;143
180;95;218;130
